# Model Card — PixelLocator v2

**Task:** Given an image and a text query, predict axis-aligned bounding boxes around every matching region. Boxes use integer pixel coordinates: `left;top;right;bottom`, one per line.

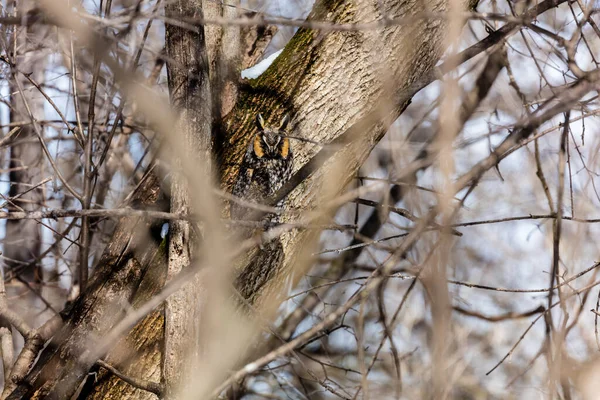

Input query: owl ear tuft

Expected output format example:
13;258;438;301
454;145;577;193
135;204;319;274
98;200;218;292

279;114;290;131
256;114;265;131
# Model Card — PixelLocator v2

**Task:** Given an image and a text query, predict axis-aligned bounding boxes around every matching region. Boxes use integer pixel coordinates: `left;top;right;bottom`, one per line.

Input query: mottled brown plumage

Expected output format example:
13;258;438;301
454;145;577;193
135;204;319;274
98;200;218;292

231;113;293;222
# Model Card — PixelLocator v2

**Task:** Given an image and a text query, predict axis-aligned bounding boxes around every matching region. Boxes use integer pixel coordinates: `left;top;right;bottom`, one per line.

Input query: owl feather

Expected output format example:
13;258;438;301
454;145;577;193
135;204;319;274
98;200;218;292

231;113;293;222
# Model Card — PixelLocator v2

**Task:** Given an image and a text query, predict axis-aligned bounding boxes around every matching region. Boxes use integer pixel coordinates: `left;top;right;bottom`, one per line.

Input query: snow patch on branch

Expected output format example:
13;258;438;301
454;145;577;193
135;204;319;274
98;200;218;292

241;49;284;79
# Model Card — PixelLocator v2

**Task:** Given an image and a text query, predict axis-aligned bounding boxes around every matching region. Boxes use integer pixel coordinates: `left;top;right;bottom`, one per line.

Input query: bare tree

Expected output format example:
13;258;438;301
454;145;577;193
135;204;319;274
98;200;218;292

4;1;46;287
0;0;600;399
163;0;212;396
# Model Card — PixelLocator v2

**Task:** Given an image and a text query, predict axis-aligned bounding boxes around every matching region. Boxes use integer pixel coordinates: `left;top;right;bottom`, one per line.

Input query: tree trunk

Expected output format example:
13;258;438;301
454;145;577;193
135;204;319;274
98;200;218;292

163;0;212;397
203;0;240;119
6;0;484;397
5;171;167;399
220;0;479;311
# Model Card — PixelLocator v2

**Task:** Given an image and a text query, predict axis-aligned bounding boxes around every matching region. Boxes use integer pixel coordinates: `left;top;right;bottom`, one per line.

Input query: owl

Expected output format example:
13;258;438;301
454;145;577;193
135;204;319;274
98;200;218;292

231;113;293;222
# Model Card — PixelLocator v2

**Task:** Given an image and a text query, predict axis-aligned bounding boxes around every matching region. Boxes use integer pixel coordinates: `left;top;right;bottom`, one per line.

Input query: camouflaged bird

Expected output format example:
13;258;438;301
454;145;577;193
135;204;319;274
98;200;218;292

231;113;293;222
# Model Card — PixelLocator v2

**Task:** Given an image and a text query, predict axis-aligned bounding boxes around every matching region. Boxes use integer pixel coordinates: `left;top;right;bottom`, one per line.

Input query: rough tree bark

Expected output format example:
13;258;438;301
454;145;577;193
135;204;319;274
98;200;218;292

220;0;480;309
6;0;488;397
203;0;240;118
5;171;166;400
266;0;569;350
163;0;212;397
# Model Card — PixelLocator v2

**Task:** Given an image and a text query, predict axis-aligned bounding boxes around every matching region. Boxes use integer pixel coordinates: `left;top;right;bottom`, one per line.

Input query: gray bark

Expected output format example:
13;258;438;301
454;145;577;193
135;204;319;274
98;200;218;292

5;172;166;400
5;0;486;397
163;0;212;397
220;0;479;311
204;0;241;118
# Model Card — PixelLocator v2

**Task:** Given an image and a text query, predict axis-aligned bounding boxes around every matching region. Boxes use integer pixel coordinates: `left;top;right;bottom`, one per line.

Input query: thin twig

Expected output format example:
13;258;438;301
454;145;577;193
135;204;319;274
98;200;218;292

96;359;164;397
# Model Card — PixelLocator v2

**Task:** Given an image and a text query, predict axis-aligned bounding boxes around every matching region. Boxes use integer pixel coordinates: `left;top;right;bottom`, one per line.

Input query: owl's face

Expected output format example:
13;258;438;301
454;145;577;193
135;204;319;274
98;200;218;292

252;113;292;160
253;131;290;159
